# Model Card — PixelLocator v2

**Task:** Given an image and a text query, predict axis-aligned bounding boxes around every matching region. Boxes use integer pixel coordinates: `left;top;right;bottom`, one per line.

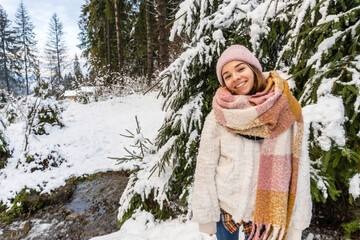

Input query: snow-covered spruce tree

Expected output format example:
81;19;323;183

0;6;21;92
117;0;293;225
45;13;67;99
276;0;360;224
14;1;38;95
117;0;360;228
72;54;84;89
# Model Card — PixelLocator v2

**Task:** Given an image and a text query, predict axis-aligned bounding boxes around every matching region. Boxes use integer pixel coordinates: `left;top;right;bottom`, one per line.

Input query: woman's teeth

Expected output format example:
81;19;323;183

235;82;246;89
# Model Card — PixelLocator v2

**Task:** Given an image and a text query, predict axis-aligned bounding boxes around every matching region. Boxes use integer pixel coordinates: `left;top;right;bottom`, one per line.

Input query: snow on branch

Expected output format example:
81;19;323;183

303;95;345;151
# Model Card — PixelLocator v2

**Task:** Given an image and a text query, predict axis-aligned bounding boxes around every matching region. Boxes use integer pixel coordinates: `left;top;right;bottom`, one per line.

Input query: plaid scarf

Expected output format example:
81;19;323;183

213;71;303;240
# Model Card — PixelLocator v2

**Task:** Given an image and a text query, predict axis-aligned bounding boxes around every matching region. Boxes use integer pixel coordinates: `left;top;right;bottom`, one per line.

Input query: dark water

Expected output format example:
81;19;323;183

0;172;128;240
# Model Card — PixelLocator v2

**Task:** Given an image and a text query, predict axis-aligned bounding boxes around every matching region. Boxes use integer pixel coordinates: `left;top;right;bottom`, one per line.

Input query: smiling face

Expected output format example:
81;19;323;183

221;60;255;95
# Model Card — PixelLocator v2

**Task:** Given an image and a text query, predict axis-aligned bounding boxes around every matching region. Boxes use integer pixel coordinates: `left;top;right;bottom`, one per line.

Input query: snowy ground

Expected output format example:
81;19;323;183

0;92;165;205
91;211;217;240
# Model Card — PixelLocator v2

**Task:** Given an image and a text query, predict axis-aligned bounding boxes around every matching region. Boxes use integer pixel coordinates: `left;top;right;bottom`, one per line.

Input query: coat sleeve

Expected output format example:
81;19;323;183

287;120;312;239
191;111;221;234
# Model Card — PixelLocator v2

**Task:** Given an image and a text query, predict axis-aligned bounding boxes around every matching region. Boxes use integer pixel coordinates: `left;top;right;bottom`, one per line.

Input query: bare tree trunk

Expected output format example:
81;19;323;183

113;0;122;73
1;39;10;91
55;29;61;83
106;19;111;70
157;0;168;70
21;19;29;95
24;50;29;95
146;0;154;85
106;19;112;85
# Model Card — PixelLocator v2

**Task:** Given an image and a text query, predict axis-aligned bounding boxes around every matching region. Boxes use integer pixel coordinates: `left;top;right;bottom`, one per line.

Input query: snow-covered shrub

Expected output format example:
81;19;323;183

78;95;89;104
5;106;18;124
31;77;52;99
86;60;154;101
0;90;20;125
21;151;66;173
0;118;11;169
117;0;360;230
0;91;13;169
25;96;64;136
27;79;64;136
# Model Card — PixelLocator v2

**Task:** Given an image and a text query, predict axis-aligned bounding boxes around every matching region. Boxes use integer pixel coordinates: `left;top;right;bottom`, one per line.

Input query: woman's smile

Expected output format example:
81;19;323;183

235;81;246;89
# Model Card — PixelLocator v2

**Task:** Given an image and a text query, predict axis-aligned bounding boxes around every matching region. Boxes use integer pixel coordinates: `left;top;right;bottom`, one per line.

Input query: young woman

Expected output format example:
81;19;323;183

192;45;312;240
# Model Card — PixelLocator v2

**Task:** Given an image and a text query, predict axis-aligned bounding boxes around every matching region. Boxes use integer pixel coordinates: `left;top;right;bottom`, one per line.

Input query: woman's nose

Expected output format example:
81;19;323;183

233;71;240;80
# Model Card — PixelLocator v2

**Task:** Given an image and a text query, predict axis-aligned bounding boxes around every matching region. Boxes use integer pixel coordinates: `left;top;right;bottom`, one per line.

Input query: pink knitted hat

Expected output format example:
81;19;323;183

216;45;262;86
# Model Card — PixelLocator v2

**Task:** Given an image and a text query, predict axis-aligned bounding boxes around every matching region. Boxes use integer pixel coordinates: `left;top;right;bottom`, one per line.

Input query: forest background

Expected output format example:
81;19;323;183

0;0;359;238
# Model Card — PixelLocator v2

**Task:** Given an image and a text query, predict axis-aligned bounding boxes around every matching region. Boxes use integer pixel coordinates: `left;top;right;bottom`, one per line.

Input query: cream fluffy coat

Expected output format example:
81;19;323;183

192;111;312;239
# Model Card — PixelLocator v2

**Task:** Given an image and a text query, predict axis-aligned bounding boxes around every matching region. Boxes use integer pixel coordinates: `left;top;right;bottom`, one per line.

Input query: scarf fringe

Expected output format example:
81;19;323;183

262;224;271;240
247;222;287;240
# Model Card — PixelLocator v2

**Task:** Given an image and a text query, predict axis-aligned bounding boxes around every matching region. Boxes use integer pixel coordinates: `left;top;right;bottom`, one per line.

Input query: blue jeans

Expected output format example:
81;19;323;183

216;220;247;240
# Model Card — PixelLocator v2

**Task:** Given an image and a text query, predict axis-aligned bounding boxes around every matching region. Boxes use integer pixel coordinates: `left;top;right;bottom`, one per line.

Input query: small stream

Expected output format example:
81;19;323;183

0;171;128;240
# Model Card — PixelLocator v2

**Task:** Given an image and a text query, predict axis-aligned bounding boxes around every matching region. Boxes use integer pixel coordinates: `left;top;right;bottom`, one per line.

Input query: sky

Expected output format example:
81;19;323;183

0;0;85;74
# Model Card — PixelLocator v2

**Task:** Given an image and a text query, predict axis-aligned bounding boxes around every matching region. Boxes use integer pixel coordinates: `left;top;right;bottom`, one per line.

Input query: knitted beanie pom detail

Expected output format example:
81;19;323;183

216;45;262;86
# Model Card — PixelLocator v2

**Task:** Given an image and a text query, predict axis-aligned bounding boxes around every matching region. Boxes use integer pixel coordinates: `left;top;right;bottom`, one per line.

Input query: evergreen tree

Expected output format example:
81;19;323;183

156;0;168;70
117;0;360;234
44;13;67;97
63;72;74;91
73;54;84;89
0;6;21;92
77;3;91;60
278;0;360;225
14;0;37;95
78;0;114;83
33;59;41;83
127;0;152;77
78;0;180;83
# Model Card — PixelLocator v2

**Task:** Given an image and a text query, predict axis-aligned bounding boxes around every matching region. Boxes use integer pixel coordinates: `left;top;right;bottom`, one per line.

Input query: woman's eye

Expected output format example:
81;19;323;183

224;75;230;80
237;68;244;72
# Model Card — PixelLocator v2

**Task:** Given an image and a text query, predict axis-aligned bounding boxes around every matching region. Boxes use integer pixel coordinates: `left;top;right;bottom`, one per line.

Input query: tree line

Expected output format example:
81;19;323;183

1;0;184;97
0;1;84;97
77;0;182;87
0;1;84;96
